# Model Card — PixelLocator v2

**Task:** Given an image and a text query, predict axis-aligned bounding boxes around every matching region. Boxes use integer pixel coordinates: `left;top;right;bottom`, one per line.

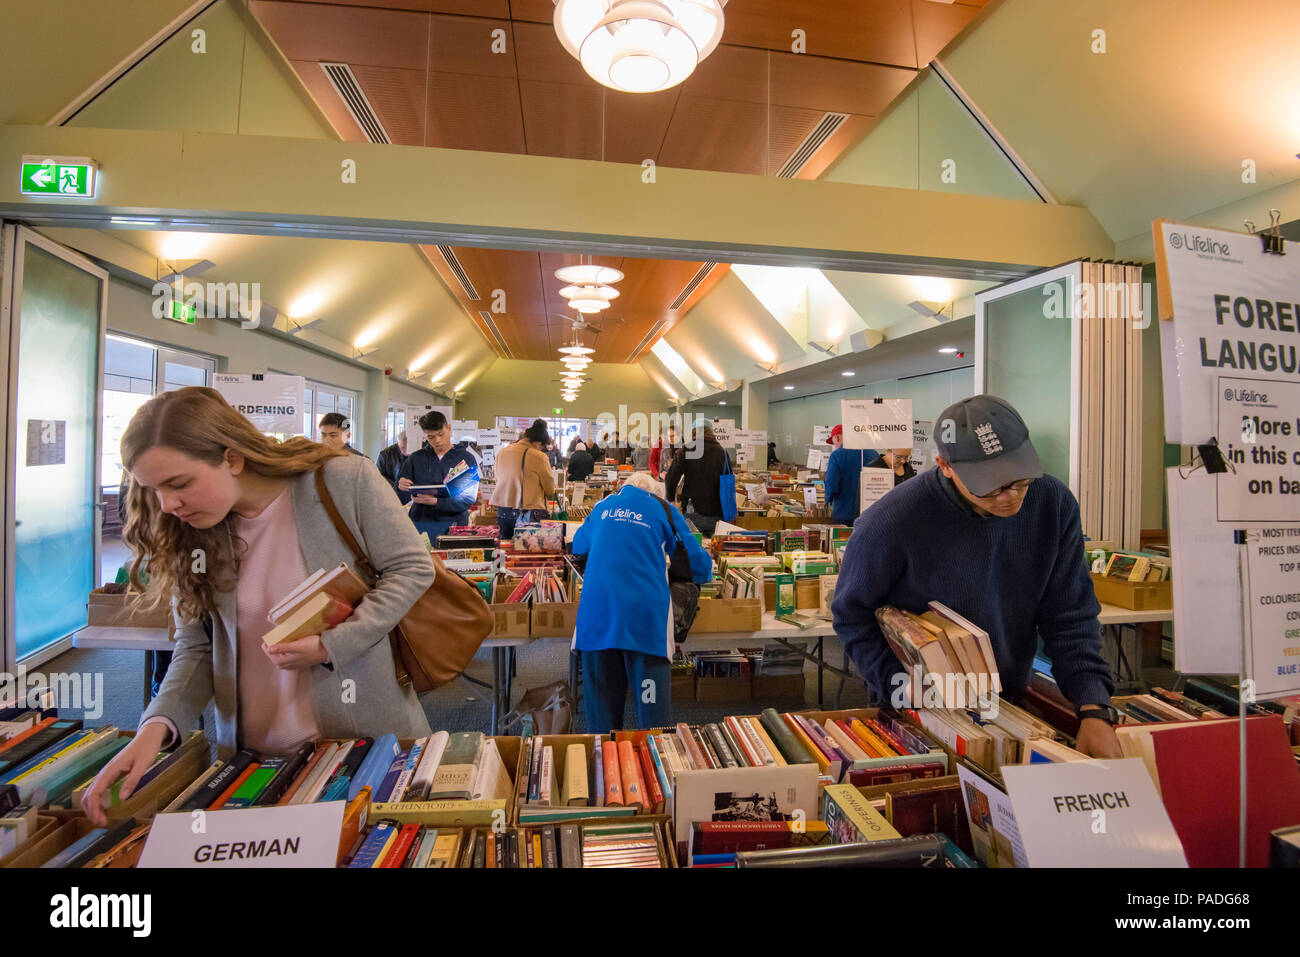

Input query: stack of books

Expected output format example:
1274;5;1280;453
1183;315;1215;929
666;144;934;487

907;697;1080;773
1118;688;1227;723
460;820;667;868
263;563;366;646
875;602;1002;709
1085;542;1172;582
518;736;658;821
345;821;461;868
0;723;127;806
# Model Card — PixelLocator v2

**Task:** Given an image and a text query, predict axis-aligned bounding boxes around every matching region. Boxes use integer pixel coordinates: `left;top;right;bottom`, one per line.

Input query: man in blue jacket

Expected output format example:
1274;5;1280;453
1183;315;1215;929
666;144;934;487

572;474;713;732
831;395;1122;758
396;410;480;539
823;423;879;524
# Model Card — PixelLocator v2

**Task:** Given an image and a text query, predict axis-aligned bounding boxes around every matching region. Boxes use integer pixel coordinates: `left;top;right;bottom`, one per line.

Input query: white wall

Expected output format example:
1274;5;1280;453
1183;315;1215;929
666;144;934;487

105;276;443;451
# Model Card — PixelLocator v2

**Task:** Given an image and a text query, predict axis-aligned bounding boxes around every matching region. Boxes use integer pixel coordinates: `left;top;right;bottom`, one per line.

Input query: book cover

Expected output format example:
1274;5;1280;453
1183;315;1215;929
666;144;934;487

430;732;484;801
618;740;648;810
822;783;902;845
563;743;589;807
602;738;624;806
673;763;820;861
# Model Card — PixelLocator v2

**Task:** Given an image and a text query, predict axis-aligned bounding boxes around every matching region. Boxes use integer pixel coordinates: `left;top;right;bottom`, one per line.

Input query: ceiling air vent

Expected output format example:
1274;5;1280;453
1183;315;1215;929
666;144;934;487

477;310;513;359
668;262;718;311
321;62;391;145
438;246;480;300
776;111;848;178
626;317;670;362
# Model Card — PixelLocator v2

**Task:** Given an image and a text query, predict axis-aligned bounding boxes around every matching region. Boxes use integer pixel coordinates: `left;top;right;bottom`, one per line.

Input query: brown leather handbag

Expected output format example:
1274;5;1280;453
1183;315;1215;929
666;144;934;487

315;469;493;692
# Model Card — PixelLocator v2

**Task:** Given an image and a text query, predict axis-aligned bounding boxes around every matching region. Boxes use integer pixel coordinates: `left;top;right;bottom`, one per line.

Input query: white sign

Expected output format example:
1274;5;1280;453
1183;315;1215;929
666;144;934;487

1167;467;1242;673
803;487;818;508
736;445;754;466
956;763;1027;868
451;419;478;439
711;418;735;431
1001;759;1188;868
910;420;937;472
806;449;823;471
712;425;733;446
213;374;304;435
138;801;346;868
733;429;768;446
1215;378;1300;523
859;467;893;513
812;425;835;446
406;404;453;451
569;482;586;508
841;398;913;450
1244;525;1300;699
1155;219;1300;443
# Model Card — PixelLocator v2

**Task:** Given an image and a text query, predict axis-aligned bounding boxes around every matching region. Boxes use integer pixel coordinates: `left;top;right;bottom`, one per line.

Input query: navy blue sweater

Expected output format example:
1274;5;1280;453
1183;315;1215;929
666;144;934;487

397;445;479;522
831;467;1113;710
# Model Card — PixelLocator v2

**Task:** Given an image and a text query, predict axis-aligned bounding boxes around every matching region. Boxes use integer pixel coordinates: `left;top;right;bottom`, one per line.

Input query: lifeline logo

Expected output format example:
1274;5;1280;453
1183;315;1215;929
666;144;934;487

50;887;151;937
1168;231;1231;256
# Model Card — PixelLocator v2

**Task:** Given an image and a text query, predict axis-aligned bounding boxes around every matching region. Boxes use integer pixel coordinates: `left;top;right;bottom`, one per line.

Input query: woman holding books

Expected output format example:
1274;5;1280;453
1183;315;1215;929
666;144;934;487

81;387;434;825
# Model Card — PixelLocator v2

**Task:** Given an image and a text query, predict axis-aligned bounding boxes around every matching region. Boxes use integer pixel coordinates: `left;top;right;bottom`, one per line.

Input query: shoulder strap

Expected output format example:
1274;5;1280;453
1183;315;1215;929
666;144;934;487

314;467;378;579
652;494;684;548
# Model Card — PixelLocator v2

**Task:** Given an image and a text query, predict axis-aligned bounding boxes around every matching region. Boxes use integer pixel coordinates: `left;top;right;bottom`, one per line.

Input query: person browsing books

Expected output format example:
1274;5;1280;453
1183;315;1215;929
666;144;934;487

572;471;713;732
868;447;917;485
318;412;366;457
490;419;557;539
81;387;435;826
823;424;880;524
375;430;408;488
567;441;595;481
396;410;480;540
831;395;1122;758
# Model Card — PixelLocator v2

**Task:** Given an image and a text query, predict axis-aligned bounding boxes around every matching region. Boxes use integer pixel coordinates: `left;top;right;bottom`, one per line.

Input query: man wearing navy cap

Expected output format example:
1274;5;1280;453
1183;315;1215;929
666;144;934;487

832;394;1121;758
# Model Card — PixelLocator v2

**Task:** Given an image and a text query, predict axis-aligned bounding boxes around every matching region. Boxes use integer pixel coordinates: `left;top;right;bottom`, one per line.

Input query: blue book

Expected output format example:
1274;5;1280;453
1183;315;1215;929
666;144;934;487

41;828;106;868
690;852;736;867
347;820;398;868
373;750;409;804
348;733;399;802
0;730;94;783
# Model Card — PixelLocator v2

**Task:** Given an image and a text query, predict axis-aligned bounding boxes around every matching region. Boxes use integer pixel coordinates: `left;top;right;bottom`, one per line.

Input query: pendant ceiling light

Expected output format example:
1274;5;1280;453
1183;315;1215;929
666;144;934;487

562;356;592;368
554;264;624;285
553;0;727;94
558;344;595;356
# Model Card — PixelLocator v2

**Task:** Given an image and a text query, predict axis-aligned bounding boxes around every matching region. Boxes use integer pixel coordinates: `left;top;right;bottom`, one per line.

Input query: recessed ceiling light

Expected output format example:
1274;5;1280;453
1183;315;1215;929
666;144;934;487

938;347;958;354
841;371;855;377
719;400;727;405
783;385;795;390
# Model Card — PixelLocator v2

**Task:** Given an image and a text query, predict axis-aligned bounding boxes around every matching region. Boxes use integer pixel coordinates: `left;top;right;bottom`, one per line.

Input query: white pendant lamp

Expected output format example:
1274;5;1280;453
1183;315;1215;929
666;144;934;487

553;0;727;94
558;344;595;356
554;264;624;286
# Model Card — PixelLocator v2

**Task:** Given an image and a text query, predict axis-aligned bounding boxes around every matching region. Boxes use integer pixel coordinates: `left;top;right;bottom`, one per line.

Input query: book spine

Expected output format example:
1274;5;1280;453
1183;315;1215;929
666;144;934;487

255;742;315;807
704;724;738;768
781;713;830;774
693;727;721;769
540;745;554;805
528;737;543;803
184;751;255;810
636;743;664;813
387;737;426;805
223;757;284;809
373;751;410;804
721;717;758;766
542;825;558;868
602;738;623;806
594;738;605;807
646;736;673;805
759;709;814;765
738;717;777;766
676;722;708;770
382;823;421;868
617;740;647;810
347;821;395;867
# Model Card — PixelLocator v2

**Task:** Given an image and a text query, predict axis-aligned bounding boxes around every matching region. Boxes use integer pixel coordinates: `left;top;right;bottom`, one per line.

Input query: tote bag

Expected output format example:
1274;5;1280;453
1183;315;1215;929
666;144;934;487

718;451;738;523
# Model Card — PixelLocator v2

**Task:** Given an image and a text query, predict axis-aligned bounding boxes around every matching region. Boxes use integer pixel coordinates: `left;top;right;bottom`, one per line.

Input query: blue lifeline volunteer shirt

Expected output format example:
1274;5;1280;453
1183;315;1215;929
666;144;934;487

571;485;713;659
830;467;1114;709
824;446;879;524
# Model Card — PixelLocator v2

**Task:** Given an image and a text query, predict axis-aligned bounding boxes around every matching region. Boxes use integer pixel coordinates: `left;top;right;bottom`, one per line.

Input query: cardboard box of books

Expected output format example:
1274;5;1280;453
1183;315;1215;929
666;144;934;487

462;815;677;868
369;734;521;828
735;515;783;531
792;708;952;778
751;673;805;701
0;812;59;868
490;574;531;637
69;729;210;823
528;561;581;638
0;814;100;868
515;734;652;824
689;597;762;634
85;586;175;636
1090;573;1172;610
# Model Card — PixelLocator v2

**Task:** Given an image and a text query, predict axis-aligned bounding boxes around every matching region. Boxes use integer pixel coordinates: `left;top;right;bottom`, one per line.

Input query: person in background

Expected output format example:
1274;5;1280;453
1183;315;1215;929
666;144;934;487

568;440;596;481
664;424;728;536
572;469;713;732
567;434;584;456
397;410;480;539
375;430;409;489
545;439;562;470
490;419;556;539
832;395;1121;758
631;436;651;470
868;447;916;486
318;412;365;457
587;436;605;463
823;424;880;525
651;425;679;479
82;387;433;826
767;441;779;467
607;431;628;466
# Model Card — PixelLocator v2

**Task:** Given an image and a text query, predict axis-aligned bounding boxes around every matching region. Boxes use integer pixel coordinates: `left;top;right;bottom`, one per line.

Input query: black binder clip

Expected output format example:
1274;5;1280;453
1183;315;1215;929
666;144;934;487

1197;437;1229;474
872;396;884;404
1247;210;1286;256
251;372;264;381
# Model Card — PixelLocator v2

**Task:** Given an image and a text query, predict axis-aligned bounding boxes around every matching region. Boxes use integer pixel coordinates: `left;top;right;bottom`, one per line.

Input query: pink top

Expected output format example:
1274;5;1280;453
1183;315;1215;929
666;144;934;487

231;486;320;754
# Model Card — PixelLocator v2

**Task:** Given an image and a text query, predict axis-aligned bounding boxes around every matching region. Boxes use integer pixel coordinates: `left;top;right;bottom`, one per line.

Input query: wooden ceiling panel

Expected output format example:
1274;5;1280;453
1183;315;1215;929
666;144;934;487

676;44;770;105
424;73;527;153
721;0;920;68
519;80;603;160
602;88;680;165
430;13;520;77
511;20;591;84
350;65;427;146
280;0;511;13
249;1;428;69
290;58;366;141
766;105;829;174
911;0;983;65
658;96;768;175
505;0;556;24
768;53;915;116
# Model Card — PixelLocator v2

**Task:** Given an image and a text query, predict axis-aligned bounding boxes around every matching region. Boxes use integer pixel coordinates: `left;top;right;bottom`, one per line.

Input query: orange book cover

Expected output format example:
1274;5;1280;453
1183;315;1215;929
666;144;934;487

781;714;830;774
336;786;371;864
532;831;543;868
382;822;421;868
602;739;624;806
210;763;259;809
485;830;496;869
840;718;886;758
278;745;328;806
635;742;664;813
618;740;648;810
0;716;56;755
851;718;900;758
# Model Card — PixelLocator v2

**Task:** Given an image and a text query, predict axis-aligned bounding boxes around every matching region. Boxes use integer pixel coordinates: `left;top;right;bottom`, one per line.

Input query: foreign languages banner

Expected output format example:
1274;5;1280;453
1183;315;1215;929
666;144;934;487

213;374;304;434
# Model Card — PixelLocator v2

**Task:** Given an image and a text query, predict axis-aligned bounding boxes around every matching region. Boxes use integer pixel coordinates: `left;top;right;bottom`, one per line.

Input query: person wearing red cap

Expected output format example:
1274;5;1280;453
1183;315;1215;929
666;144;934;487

823;424;879;524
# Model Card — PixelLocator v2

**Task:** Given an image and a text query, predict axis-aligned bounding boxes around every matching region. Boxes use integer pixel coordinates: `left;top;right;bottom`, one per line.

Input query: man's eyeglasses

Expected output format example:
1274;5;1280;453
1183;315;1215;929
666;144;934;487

977;478;1035;498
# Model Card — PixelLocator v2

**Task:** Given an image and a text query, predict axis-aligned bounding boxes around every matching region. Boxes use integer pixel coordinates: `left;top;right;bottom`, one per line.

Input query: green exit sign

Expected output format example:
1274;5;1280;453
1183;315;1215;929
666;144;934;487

167;300;196;324
553;408;562;415
20;155;97;197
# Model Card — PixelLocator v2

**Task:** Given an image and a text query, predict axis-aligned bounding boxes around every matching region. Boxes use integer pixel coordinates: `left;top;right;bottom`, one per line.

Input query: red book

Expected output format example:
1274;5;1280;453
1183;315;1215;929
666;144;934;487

210;763;259;809
505;572;535;603
848;761;946;787
276;746;328;806
0;716;55;755
617;740;648;810
1144;715;1300;868
381;822;421;868
602;739;624;806
636;743;665;814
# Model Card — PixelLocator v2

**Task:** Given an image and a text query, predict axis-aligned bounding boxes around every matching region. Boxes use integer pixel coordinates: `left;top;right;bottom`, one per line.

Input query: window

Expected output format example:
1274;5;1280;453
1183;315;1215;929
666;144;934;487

303;380;360;445
385;404;406;447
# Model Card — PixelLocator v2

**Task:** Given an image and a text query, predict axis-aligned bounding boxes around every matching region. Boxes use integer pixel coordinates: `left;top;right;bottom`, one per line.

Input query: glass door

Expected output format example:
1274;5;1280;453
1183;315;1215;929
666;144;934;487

3;226;108;670
156;345;214;393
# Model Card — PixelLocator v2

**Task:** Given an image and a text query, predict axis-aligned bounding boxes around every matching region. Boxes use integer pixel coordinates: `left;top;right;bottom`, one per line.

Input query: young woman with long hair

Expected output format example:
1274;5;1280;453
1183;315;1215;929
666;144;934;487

82;387;434;825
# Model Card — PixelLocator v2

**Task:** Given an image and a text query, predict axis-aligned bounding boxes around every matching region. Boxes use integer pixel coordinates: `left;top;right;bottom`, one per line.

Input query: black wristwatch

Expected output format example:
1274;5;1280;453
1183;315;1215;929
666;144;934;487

1077;704;1120;725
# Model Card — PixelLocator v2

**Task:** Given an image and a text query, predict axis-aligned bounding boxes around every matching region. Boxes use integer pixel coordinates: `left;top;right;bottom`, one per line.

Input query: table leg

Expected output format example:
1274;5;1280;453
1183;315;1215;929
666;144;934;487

490;648;504;736
142;653;151;710
816;637;824;708
569;651;580;707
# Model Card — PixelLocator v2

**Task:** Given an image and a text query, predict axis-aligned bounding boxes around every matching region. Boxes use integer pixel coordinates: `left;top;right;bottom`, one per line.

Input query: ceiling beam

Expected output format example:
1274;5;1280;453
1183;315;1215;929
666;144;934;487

1;124;1114;277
